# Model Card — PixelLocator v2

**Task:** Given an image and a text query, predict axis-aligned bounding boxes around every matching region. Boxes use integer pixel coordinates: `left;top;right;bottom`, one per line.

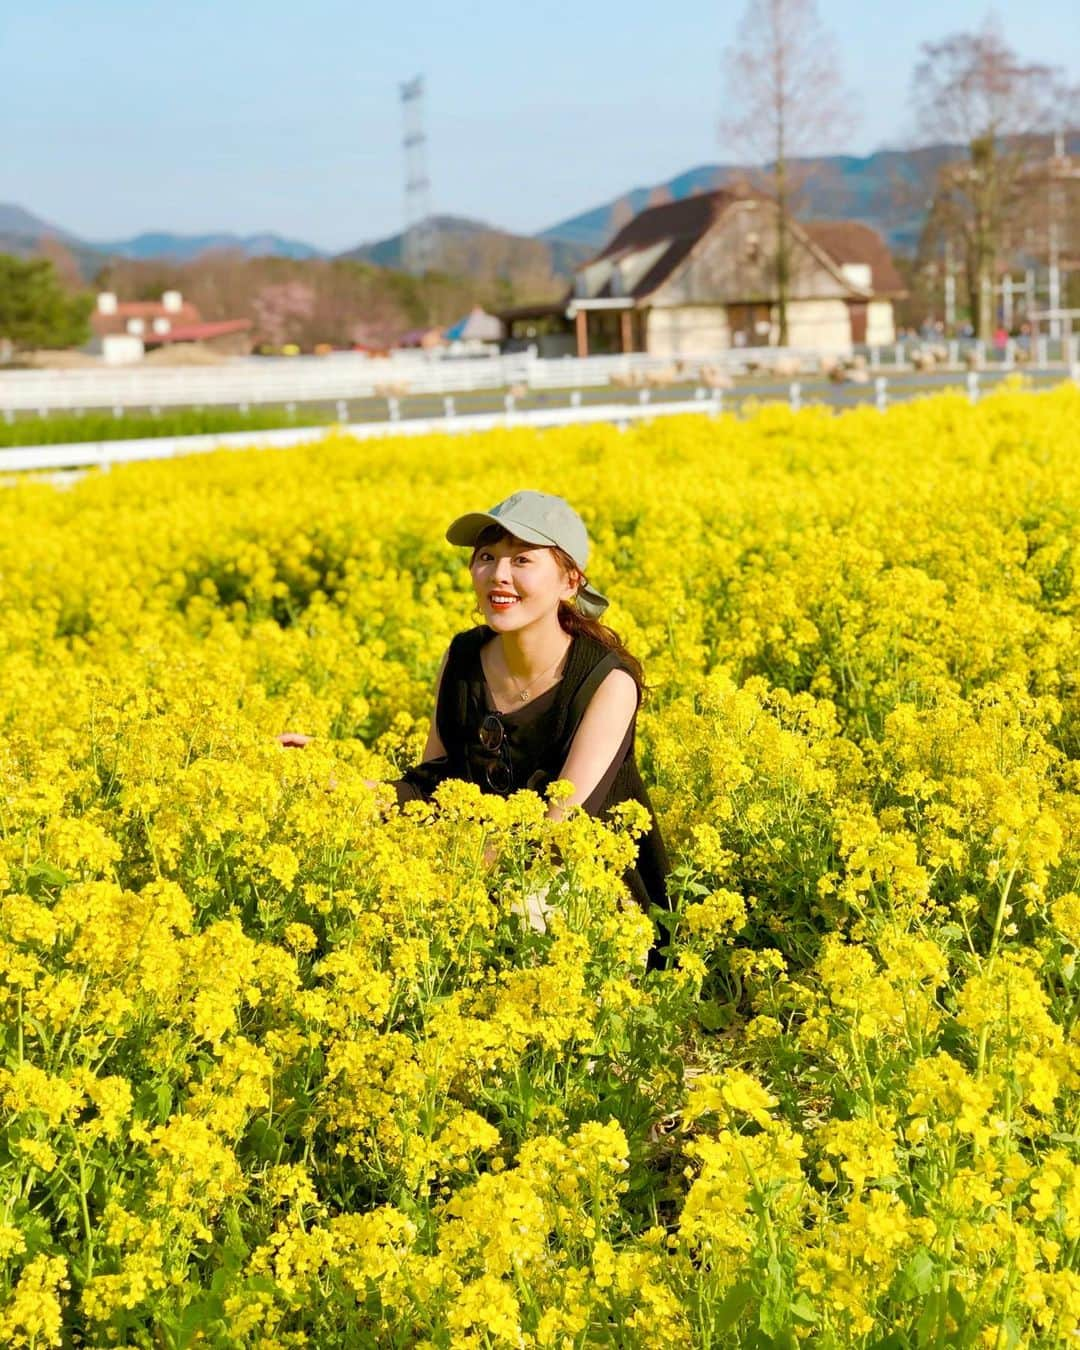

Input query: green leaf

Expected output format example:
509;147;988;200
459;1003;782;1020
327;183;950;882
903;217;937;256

223;1208;249;1264
916;1291;943;1347
13;1212;53;1260
246;1116;284;1162
999;1316;1021;1349
896;1246;937;1300
156;1083;173;1121
25;861;70;895
697;999;736;1031
177;1294;224;1346
758;1256;789;1339
714;1280;755;1333
789;1292;817;1325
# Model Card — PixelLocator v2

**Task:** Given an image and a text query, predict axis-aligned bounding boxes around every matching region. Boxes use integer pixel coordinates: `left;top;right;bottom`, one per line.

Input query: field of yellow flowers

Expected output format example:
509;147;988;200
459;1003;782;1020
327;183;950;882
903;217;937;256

2;383;1080;1348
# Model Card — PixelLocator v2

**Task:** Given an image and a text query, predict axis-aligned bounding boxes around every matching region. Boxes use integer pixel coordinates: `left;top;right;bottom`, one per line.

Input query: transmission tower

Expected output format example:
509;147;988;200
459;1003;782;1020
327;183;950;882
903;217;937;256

400;76;437;275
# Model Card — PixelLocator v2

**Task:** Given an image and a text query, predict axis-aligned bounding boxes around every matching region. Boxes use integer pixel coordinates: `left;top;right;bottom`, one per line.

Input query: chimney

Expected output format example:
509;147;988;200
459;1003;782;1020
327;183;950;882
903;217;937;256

162;290;183;314
97;292;118;315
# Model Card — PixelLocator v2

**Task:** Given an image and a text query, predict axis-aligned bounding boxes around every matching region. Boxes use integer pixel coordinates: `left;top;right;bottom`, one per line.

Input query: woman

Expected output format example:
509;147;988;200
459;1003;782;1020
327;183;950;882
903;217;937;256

282;489;670;964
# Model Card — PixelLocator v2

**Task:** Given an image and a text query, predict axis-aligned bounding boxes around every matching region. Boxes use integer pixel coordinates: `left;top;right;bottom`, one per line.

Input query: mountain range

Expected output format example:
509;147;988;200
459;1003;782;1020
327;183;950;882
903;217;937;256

5;138;1076;286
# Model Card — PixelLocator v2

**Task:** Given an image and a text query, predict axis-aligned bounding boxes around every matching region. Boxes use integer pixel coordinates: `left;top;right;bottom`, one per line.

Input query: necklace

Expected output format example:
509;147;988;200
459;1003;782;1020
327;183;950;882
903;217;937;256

500;642;570;703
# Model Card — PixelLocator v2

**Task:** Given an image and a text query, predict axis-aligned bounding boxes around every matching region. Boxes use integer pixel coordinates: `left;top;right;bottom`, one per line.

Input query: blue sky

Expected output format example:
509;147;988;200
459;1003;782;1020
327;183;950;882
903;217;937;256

2;1;1076;252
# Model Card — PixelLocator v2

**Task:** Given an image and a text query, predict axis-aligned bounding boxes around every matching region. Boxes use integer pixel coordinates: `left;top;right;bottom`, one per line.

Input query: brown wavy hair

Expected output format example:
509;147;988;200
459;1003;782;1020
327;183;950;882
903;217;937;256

471;524;646;693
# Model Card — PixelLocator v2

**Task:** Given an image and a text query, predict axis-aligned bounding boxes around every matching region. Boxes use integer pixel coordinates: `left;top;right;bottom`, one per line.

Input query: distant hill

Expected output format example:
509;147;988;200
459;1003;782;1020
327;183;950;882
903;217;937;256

340;214;590;293
537;145;973;256
341;214;475;268
95;231;327;262
0;206;327;277
5;135;1078;298
0;204;586;296
0;203;110;278
0;203;83;242
539;137;1080;257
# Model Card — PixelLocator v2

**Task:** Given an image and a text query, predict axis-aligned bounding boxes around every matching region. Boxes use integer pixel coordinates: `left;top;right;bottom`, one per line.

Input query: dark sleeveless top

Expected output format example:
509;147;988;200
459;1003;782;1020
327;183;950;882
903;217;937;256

394;626;670;926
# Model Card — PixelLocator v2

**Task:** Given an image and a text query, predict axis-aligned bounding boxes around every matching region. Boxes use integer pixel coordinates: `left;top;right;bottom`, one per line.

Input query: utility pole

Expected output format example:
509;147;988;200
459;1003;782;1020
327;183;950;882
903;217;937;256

400;75;436;276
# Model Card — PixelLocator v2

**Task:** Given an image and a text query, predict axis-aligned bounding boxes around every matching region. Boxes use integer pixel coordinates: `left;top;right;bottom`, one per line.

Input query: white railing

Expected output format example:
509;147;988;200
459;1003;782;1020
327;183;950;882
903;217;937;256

0;397;724;475
2;339;1079;414
5;368;1079;479
0;348;837;412
0;349;835;411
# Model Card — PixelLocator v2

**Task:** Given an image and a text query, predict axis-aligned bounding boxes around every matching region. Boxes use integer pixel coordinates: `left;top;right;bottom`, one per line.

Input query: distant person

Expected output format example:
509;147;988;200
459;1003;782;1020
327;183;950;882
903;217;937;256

278;491;671;968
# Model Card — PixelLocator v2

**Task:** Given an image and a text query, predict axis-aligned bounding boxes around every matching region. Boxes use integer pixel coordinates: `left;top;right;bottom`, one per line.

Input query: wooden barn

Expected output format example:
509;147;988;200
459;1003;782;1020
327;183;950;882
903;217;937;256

506;190;905;358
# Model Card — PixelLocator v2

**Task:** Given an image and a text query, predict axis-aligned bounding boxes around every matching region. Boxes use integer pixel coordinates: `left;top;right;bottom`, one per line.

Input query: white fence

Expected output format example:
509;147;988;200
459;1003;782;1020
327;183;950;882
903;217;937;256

0;344;990;413
6;369;1079;479
0;397;723;475
5;339;1080;416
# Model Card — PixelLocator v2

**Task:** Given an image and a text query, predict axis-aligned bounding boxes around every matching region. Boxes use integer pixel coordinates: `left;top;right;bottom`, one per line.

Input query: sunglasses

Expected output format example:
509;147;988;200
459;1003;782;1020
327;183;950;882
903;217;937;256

478;712;513;792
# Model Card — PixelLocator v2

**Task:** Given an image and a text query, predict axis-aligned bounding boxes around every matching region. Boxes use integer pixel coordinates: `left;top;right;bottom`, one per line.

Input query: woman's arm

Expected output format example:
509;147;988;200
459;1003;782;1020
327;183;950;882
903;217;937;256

279;650;450;801
547;668;638;822
393;647;452;804
420;647;449;760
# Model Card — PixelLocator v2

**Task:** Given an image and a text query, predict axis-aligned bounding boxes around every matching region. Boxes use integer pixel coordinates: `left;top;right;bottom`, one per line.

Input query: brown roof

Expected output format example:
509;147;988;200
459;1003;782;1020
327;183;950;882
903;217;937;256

802;222;906;297
581;191;905;303
587;189;742;299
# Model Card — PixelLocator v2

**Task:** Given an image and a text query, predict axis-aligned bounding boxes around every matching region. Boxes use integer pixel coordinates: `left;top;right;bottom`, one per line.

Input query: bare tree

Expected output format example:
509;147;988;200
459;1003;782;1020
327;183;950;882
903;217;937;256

36;236;84;293
912;17;1077;339
720;0;851;345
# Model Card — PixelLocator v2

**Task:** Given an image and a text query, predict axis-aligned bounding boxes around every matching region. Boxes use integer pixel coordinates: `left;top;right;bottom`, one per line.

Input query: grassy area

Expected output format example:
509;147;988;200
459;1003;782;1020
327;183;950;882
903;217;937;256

0;405;337;448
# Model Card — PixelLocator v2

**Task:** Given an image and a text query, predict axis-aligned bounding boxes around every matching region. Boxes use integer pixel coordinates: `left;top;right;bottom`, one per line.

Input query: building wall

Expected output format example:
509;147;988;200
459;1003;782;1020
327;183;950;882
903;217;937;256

651;200;862;309
784;299;854;352
646;305;731;356
101;334;145;365
866;300;896;346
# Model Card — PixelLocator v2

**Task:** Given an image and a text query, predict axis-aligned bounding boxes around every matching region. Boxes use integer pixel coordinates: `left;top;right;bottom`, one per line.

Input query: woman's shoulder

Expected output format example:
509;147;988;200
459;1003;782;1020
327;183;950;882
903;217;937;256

569;630;635;680
446;625;494;659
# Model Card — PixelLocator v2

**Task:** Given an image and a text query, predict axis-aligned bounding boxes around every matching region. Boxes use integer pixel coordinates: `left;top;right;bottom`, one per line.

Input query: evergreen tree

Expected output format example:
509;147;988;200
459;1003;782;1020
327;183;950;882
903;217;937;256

0;255;93;351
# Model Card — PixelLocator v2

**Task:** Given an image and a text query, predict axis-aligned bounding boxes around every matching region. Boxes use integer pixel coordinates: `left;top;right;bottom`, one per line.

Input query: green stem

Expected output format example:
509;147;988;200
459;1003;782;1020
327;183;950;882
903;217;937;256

977;861;1020;1078
71;1134;95;1280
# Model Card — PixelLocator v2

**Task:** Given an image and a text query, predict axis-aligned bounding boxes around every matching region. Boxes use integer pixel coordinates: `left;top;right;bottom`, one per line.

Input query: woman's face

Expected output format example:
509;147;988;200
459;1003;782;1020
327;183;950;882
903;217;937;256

470;534;579;631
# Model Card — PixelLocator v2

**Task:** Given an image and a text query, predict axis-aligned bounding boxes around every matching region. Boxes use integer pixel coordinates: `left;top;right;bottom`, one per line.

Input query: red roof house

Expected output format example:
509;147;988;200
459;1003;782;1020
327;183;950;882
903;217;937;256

91;290;253;355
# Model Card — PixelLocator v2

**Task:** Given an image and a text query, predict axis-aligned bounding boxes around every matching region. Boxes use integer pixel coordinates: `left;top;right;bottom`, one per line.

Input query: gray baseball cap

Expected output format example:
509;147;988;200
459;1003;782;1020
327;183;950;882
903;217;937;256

446;489;610;619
